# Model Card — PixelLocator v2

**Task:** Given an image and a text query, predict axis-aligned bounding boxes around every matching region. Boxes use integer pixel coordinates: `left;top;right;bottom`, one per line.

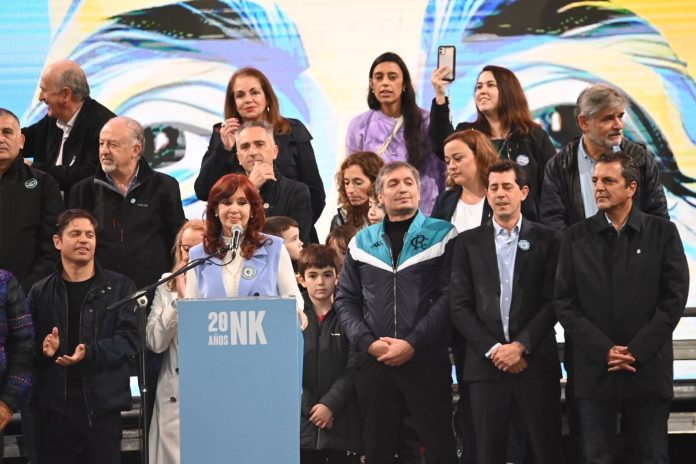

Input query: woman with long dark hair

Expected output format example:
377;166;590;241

430;65;556;220
195;67;325;240
331;151;384;231
184;174;305;326
346;52;444;215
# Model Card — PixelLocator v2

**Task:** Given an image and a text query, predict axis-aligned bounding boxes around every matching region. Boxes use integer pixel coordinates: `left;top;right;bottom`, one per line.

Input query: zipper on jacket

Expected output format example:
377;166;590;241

383;234;400;338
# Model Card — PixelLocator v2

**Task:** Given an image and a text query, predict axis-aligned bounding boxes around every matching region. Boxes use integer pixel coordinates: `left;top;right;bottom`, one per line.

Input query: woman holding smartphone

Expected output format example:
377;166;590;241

429;65;556;221
346;52;444;215
194;67;325;239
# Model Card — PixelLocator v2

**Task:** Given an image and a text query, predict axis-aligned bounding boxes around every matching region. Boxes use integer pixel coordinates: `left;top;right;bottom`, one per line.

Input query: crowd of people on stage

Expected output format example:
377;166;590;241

0;50;688;464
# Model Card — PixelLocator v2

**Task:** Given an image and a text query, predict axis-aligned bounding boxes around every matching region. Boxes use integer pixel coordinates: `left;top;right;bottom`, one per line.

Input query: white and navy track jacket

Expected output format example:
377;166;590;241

335;211;457;363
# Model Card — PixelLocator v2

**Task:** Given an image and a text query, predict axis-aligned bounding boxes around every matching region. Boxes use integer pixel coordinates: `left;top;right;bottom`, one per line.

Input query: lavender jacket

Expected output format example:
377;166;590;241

345;109;444;215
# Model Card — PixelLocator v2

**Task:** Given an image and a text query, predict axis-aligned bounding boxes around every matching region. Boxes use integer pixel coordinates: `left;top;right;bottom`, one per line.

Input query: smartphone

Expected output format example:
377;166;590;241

437;45;456;81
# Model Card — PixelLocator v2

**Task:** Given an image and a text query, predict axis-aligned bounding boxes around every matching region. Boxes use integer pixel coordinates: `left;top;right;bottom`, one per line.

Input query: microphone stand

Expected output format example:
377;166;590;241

107;244;235;464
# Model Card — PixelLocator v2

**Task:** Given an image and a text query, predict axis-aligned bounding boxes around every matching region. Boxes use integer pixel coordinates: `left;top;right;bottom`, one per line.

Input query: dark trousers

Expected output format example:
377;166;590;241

301;449;360;464
576;398;670;464
355;358;458;464
37;391;122;464
469;377;563;464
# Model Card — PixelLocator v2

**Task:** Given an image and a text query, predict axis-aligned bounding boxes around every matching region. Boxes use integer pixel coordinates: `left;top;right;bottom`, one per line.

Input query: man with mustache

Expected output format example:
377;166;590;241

555;152;688;463
540;83;668;230
538;84;669;461
68;116;185;289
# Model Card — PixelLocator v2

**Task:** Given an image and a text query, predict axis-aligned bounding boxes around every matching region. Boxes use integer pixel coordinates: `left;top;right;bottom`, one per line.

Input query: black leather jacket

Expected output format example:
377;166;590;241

28;264;138;418
540;138;669;230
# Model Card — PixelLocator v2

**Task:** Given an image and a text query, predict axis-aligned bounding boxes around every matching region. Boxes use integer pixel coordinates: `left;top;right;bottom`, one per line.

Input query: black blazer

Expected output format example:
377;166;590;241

555;208;689;400
22;98;115;198
449;218;561;382
430;186;492;225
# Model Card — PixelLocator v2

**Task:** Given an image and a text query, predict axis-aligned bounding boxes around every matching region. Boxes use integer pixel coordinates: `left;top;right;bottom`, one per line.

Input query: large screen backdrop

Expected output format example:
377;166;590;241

2;0;696;309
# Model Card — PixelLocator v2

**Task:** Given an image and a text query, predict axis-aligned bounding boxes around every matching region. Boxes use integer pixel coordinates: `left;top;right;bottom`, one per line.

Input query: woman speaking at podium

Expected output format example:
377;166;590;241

184;173;305;330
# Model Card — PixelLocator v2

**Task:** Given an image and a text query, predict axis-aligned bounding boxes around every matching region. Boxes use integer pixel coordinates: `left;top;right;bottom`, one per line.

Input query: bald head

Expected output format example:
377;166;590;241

39;60;90;122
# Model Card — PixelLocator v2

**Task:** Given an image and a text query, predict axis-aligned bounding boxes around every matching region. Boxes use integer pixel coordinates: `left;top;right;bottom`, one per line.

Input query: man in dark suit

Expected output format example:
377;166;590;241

22;60;115;201
450;160;563;464
555;151;688;463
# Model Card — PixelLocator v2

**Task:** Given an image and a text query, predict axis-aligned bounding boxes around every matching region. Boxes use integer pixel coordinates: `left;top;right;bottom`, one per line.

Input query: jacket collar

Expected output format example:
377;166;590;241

588;204;643;235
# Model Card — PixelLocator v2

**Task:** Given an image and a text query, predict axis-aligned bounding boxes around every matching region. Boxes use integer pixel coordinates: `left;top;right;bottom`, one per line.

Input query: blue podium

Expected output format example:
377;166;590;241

178;297;302;463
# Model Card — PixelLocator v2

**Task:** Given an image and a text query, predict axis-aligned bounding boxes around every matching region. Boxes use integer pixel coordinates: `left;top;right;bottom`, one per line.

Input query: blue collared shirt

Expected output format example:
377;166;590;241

577;137;598;219
492;215;522;343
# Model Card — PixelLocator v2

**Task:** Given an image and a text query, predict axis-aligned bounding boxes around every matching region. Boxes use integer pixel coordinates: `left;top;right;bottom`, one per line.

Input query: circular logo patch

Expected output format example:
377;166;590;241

516;155;530;167
24;178;38;189
241;266;257;280
518;240;530;251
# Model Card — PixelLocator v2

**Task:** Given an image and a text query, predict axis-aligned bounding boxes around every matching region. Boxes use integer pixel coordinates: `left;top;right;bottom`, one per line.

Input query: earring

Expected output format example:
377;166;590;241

402;88;406;93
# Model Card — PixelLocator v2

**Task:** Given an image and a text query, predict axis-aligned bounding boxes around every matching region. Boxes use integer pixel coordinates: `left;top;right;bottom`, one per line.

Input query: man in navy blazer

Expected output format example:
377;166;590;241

450;160;563;464
555;151;688;463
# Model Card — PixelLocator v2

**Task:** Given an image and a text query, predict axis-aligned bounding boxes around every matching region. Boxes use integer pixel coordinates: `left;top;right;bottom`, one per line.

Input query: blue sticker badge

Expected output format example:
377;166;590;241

518;240;530;251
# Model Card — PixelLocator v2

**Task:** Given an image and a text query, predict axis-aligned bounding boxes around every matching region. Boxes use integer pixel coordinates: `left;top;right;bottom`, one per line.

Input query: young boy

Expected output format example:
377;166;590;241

298;245;361;464
263;216;303;261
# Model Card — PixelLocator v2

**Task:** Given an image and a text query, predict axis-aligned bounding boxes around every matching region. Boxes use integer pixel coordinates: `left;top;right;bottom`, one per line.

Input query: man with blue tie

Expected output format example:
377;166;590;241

450;160;563;464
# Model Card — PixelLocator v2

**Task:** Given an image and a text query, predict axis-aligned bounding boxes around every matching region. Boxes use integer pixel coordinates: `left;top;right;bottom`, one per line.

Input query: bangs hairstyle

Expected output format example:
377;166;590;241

366;52;428;170
326;224;358;253
486;160;528;189
473;65;539;136
336;151;384;227
224;67;291;135
443;129;499;188
55;209;98;236
168;219;206;290
298;244;340;276
205;174;267;259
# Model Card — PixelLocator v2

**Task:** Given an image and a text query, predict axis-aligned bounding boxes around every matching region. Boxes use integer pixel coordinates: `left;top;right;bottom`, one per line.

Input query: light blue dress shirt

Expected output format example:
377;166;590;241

492;216;522;344
577;137;599;219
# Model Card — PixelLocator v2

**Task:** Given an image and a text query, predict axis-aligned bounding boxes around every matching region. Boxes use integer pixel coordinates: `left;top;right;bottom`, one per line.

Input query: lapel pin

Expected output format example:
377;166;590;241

637;249;641;254
518;240;530;251
241;266;257;280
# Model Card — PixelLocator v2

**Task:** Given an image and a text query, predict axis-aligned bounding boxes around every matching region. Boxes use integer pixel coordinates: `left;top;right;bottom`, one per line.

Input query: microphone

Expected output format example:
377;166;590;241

230;224;244;254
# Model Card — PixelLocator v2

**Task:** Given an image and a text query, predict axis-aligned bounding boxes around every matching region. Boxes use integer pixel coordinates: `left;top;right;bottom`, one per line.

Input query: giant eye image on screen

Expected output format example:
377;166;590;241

1;0;695;383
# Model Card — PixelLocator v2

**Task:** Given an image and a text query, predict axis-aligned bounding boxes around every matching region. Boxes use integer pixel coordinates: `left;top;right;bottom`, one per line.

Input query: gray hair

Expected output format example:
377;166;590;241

112;116;145;153
575;83;629;123
56;67;90;101
374;161;421;195
236;119;275;143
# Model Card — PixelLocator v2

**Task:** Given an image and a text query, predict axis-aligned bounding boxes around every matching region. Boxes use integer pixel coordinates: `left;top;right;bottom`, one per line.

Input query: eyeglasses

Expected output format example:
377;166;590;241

180;244;195;253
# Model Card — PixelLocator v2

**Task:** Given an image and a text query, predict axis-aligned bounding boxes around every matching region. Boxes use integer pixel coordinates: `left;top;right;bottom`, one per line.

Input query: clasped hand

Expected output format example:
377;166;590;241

368;337;415;367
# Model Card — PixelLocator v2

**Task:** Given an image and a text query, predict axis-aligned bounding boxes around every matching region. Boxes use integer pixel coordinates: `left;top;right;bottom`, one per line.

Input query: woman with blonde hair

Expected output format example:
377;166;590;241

146;219;206;464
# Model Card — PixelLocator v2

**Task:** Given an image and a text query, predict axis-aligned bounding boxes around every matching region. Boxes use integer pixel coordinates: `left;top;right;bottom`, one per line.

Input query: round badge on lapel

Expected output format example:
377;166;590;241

516;155;530;166
25;178;38;189
241;266;257;280
518;240;530;251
